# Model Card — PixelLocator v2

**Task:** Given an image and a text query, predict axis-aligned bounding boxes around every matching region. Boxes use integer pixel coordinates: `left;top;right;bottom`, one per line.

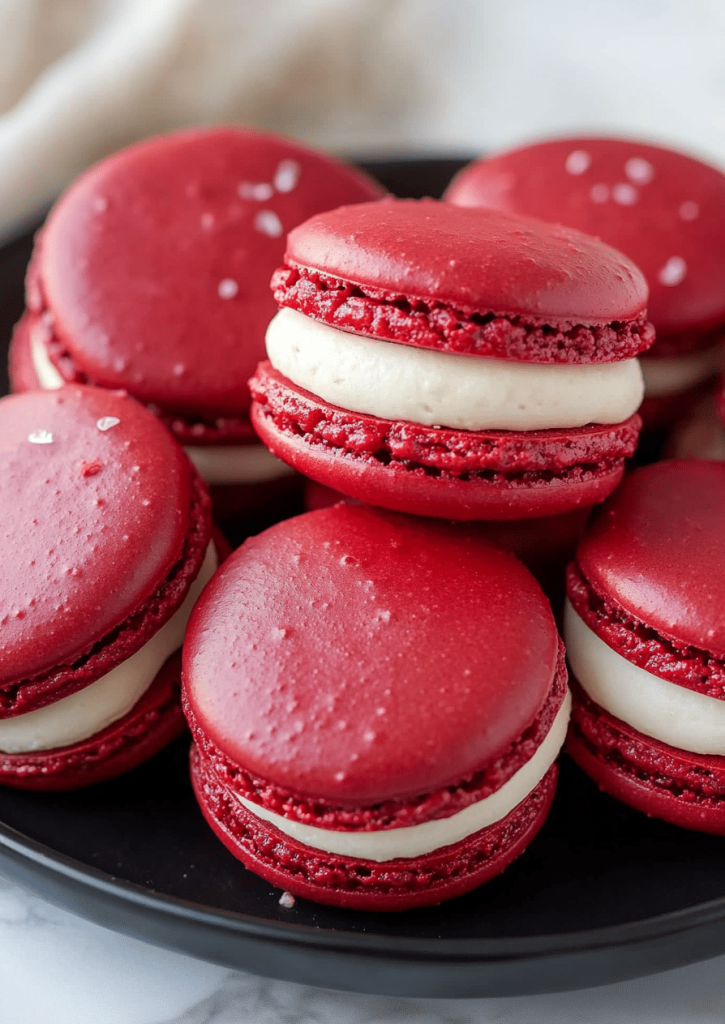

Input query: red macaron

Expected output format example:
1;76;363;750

183;503;570;911
9;127;383;519
446;137;725;427
565;460;725;832
250;198;651;521
0;385;216;790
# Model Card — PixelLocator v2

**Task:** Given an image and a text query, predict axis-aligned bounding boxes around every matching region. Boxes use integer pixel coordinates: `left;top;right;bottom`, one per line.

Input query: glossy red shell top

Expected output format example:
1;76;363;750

0;386;193;684
446;137;725;336
576;460;725;657
284;197;648;326
36;128;383;419
183;504;559;806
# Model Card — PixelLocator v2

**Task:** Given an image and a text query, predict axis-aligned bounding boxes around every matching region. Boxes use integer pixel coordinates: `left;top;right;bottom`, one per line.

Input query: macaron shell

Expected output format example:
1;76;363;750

37;128;383;419
567;684;725;834
190;743;557;911
576;460;725;658
183;504;559;805
0;386;192;684
252;401;627;520
249;363;639;521
283;198;649;327
0;654;185;791
446;138;725;337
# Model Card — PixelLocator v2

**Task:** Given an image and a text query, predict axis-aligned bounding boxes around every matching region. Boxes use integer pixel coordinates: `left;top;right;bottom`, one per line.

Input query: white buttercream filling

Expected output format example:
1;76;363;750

0;542;218;753
236;691;570;862
564;601;725;755
184;444;295;485
29;324;64;389
265;308;644;431
30;333;290;484
639;345;723;398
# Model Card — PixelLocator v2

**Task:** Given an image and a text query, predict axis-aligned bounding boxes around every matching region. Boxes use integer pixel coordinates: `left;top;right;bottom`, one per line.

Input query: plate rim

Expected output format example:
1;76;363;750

2;813;725;961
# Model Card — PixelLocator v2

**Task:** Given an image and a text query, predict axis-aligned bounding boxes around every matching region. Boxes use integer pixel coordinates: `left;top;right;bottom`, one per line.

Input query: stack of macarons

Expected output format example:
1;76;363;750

183;504;570;910
10;126;383;523
565;460;725;833
0;385;217;789
445;137;725;430
251;197;652;522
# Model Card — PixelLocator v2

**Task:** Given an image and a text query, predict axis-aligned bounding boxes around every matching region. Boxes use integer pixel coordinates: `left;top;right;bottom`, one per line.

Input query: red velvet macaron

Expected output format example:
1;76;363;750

9;127;383;519
565;460;725;832
446;137;725;427
0;385;217;790
183;503;570;911
250;198;651;521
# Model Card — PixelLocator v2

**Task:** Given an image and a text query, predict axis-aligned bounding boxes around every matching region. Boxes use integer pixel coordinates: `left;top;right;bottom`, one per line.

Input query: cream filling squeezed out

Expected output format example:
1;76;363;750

266;308;644;431
236;692;570;862
565;601;725;755
0;543;217;753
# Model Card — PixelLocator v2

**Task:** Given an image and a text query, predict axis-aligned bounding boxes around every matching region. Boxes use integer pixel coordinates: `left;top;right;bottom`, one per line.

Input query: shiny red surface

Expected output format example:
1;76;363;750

183;505;559;805
184;648;567;829
0;386;193;684
575;460;725;658
33;128;383;419
282;198;649;331
446;137;725;342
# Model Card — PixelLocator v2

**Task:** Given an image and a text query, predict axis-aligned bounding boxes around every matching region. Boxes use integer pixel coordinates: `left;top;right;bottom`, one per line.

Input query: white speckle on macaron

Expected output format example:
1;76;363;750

658;256;687;286
612;182;638;205
679;201;700;221
218;278;239;299
279;891;295;908
590;183;609;203
238;182;274;201
254;210;283;238
28;430;53;444
624;157;654;184
274;159;301;192
565;150;591;175
96;417;120;431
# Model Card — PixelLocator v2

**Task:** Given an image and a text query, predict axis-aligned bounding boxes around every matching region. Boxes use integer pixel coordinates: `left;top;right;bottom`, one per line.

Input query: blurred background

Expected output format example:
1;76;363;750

0;0;724;241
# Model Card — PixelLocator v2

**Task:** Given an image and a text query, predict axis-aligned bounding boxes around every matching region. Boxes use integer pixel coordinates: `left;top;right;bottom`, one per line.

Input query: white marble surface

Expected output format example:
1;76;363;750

2;872;725;1024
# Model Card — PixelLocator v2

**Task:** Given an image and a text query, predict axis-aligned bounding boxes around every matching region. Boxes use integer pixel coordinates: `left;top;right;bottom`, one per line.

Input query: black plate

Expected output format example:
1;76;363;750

1;158;725;999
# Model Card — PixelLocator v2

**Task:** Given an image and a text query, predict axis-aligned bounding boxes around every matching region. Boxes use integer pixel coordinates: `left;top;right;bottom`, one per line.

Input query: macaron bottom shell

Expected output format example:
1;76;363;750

0;654;185;792
190;744;558;912
567;683;725;835
250;368;635;521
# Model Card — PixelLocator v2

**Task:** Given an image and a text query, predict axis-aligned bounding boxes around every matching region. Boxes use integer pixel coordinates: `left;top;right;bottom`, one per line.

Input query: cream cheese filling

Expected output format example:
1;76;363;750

29;331;290;485
265;308;644;432
639;345;723;398
564;601;725;755
236;691;570;862
0;542;218;753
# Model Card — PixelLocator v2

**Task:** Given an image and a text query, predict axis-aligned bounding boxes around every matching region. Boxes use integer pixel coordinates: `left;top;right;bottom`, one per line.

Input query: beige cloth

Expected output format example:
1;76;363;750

0;0;428;241
1;0;724;241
